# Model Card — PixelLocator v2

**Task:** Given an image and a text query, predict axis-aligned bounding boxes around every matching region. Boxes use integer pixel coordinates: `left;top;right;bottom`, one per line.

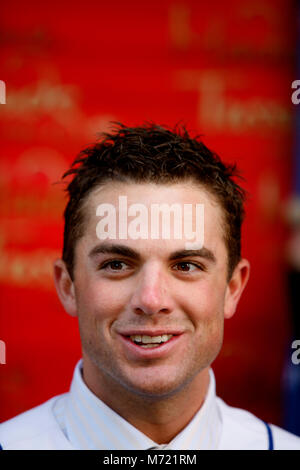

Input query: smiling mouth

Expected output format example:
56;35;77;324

127;334;174;348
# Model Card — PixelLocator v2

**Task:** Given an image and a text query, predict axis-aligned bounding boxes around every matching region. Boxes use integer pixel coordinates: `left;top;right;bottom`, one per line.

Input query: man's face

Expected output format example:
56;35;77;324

62;181;244;398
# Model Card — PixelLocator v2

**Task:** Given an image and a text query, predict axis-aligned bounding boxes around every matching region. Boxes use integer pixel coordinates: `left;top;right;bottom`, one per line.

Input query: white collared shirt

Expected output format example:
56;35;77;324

53;359;222;450
2;358;300;449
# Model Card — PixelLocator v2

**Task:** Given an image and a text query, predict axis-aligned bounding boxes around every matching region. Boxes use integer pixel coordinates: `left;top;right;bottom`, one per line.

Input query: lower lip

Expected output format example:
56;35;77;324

119;334;183;359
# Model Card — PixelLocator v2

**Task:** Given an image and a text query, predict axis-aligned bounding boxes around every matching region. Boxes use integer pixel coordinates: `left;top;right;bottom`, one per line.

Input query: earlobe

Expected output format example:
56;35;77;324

224;259;250;319
53;259;78;317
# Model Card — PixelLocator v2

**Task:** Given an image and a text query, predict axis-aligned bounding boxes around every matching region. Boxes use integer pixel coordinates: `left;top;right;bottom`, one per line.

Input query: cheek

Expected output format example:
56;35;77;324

75;280;130;322
178;280;225;322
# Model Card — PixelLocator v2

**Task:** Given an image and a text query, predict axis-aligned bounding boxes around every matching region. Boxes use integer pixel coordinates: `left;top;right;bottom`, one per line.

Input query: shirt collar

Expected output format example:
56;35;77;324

64;359;222;450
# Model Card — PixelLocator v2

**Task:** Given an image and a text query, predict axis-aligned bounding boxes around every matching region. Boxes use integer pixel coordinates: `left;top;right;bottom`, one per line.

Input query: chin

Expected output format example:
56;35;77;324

122;372;196;400
127;383;183;400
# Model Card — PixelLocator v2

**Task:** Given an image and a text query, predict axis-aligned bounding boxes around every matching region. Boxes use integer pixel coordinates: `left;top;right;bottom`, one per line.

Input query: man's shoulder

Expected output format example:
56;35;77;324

0;393;73;450
217;397;300;450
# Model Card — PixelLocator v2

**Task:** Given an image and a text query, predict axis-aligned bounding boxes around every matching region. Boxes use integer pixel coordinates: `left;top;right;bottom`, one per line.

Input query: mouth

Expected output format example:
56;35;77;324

127;333;174;348
119;330;182;350
118;330;184;359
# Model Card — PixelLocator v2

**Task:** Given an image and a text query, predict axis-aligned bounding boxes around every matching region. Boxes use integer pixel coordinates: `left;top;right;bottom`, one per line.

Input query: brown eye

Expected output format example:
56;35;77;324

177;263;192;271
174;262;201;272
109;261;125;270
100;260;129;271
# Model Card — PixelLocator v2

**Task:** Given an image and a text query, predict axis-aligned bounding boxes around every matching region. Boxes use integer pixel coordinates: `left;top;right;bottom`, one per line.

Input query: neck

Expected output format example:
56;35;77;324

81;357;210;444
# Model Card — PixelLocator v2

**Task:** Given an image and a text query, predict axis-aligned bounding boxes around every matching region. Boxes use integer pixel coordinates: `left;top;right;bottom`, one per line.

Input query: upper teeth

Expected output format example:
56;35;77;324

130;334;173;344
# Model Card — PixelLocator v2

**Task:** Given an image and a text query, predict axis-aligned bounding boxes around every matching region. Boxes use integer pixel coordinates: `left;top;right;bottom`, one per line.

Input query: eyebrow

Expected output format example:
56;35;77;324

169;248;216;264
88;243;216;264
88;243;142;261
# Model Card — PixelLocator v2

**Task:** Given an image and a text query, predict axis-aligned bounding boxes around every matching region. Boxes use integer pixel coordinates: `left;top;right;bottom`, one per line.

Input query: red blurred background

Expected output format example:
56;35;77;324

0;0;297;427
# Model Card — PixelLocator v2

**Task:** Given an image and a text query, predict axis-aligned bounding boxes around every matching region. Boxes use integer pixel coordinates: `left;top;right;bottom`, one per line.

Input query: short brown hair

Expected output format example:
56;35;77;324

61;122;246;281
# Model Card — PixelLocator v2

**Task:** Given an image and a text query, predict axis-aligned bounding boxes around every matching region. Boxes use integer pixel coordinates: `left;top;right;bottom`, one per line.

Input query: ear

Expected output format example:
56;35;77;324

224;258;250;319
53;259;77;317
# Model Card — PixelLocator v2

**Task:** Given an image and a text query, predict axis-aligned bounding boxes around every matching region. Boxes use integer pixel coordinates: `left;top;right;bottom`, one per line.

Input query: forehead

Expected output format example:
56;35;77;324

78;181;227;255
84;180;222;213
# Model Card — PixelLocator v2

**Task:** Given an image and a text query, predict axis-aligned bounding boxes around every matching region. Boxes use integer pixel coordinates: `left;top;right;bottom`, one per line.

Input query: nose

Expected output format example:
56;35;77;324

130;262;174;316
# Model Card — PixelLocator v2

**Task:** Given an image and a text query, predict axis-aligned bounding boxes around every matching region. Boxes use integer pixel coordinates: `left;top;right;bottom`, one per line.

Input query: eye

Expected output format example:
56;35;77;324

173;262;203;273
100;260;130;271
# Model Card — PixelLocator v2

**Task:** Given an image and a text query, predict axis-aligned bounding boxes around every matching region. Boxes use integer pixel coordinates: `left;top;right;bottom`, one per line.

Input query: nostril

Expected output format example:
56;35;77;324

133;306;171;315
160;308;170;313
